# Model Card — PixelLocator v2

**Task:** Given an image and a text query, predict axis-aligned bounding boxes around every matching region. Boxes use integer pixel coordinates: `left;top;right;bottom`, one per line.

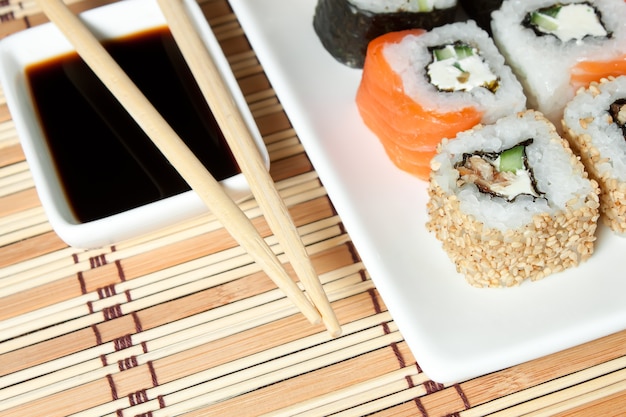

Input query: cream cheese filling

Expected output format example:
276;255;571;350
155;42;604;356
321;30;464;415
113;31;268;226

427;45;497;92
531;3;607;42
491;157;541;200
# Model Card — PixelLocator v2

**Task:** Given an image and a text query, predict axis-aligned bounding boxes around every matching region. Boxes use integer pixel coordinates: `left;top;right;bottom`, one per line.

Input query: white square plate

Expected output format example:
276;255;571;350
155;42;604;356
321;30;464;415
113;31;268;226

230;0;626;383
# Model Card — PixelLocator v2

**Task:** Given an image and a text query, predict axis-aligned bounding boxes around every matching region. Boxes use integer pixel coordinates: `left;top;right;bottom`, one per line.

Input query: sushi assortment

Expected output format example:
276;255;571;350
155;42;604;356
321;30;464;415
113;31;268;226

355;21;526;179
311;0;626;286
427;110;600;287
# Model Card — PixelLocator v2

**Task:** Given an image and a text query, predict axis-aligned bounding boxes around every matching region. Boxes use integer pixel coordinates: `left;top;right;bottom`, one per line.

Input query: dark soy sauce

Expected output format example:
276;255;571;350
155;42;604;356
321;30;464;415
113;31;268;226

26;26;240;223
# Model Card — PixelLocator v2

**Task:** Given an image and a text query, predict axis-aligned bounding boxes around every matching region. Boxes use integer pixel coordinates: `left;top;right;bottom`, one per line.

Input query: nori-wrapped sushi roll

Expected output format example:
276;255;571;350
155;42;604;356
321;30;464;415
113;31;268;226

427;110;600;287
458;0;503;33
313;0;458;68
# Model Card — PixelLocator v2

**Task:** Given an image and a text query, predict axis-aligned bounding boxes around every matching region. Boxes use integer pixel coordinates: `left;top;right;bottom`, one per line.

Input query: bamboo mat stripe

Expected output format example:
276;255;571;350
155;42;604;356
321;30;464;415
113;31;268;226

1;0;626;416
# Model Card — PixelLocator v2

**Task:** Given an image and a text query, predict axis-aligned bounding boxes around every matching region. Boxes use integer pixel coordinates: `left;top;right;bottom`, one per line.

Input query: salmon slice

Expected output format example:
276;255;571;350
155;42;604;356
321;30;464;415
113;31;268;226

571;55;626;90
356;29;483;180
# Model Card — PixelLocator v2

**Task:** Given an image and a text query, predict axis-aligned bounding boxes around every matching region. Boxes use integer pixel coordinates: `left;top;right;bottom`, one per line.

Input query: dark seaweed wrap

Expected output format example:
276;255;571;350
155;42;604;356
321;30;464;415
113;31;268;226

458;0;503;33
313;0;458;68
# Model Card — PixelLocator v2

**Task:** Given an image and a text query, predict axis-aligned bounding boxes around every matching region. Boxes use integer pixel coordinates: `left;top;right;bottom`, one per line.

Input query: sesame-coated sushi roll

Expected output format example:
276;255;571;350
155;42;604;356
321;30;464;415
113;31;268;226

562;76;626;234
356;21;526;180
313;0;458;68
491;0;626;127
427;110;600;287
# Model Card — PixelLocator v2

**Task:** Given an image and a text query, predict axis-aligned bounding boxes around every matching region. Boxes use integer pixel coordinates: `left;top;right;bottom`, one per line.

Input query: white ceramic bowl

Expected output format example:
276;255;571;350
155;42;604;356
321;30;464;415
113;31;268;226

0;0;269;248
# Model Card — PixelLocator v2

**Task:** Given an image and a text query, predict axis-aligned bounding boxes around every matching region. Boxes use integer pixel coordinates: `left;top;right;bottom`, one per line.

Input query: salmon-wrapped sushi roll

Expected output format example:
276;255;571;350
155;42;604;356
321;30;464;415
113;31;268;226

491;0;626;127
355;21;526;180
427;110;600;287
563;76;626;234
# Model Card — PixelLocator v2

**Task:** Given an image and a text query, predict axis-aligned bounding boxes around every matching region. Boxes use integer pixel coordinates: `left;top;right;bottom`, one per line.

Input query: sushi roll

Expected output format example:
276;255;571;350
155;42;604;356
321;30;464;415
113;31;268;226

491;0;626;127
313;0;458;68
427;110;600;287
459;0;503;33
356;21;526;180
562;76;626;234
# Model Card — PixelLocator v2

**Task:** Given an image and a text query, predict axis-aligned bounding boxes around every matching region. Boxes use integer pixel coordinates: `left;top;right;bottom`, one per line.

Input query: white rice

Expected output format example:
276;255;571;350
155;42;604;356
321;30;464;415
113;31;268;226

382;20;526;124
491;0;626;127
562;75;626;182
430;110;595;231
348;0;456;13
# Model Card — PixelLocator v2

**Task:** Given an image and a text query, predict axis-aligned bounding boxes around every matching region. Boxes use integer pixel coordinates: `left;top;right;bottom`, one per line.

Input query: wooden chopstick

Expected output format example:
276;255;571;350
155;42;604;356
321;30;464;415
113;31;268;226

36;0;323;328
156;0;341;336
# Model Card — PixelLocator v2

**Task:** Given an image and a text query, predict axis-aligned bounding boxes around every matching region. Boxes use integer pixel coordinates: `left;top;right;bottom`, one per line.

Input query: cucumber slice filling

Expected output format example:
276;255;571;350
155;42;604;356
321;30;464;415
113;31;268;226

499;145;525;173
417;0;433;12
455;139;542;201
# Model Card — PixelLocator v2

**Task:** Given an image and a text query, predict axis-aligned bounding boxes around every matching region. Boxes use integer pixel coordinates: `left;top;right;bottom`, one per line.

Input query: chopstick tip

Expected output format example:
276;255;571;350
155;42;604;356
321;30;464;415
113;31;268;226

324;316;342;338
329;327;342;338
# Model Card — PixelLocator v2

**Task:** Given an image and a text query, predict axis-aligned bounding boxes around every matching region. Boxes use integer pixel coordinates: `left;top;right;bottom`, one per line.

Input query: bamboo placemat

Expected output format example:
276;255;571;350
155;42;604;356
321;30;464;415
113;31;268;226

1;1;626;415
